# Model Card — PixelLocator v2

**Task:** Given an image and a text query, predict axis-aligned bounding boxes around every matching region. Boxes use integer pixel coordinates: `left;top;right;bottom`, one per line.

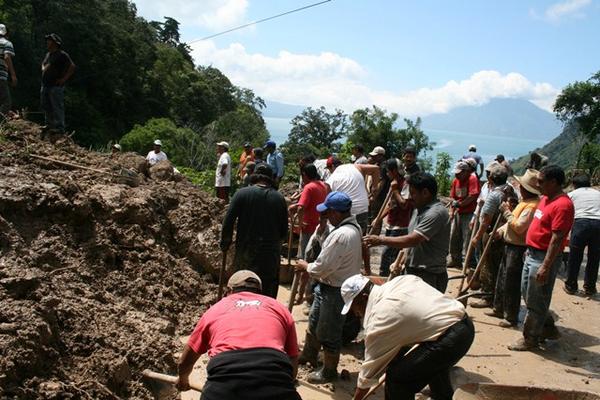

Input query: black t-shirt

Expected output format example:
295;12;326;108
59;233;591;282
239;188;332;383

221;185;288;249
406;163;421;175
42;50;73;86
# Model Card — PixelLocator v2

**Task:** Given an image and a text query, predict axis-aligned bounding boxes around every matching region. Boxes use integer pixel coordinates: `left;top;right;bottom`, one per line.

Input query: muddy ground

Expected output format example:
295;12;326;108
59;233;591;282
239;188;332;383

0;120;228;399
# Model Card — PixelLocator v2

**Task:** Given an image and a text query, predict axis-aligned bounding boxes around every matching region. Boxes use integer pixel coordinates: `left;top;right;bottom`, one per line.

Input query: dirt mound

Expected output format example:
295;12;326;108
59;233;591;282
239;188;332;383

0;120;227;399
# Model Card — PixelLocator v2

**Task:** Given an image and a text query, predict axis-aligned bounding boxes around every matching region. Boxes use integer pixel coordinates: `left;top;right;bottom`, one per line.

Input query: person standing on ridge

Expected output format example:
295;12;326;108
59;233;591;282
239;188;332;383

0;24;17;118
40;33;75;134
215;141;232;203
146;139;168;166
463;144;484;179
264;140;284;188
403;146;420;175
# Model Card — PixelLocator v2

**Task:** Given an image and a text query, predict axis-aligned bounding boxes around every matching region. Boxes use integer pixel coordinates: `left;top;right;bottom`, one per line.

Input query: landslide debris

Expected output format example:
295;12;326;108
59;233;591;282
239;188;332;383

0;120;225;399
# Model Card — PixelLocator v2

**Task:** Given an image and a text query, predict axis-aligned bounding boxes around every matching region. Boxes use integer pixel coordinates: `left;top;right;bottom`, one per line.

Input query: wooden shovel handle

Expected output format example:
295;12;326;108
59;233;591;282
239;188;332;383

141;369;203;392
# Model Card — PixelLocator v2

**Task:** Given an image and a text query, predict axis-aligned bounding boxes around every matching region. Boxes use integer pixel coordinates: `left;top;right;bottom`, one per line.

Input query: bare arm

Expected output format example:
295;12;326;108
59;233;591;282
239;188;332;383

176;344;201;390
364;231;426;249
536;230;567;284
355;164;381;191
472;213;492;243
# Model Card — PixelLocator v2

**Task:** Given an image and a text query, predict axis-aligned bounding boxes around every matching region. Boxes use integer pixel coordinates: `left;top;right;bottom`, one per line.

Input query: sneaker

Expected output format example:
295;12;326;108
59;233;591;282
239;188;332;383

484;309;503;318
508;337;538;351
499;320;517;328
470;298;492;309
563;284;577;295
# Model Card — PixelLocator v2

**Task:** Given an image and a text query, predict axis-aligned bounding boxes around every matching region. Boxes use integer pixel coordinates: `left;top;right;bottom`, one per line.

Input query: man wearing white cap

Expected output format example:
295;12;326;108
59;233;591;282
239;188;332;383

340;274;474;400
0;23;17;118
176;270;300;400
146;139;168;166
215;141;232;203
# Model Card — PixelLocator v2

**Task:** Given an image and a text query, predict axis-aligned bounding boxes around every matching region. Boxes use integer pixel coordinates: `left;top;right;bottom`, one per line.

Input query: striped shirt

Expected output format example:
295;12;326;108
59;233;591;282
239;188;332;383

0;37;15;81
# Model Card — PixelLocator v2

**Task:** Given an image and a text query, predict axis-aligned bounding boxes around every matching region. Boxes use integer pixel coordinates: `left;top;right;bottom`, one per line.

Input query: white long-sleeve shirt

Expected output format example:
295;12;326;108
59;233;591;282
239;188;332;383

358;275;466;389
307;215;362;287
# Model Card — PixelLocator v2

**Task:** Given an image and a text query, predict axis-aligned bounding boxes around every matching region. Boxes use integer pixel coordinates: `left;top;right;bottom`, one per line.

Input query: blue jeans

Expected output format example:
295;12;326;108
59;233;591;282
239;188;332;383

40;85;65;131
521;248;561;341
380;228;407;277
566;218;600;292
308;283;346;353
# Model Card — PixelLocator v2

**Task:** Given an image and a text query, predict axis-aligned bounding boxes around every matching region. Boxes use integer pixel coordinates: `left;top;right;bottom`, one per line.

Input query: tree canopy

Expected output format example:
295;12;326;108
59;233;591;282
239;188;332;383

554;70;600;141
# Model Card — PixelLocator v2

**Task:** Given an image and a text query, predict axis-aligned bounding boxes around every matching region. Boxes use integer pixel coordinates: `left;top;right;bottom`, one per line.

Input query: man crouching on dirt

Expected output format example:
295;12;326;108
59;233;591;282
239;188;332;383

175;270;301;400
341;274;475;400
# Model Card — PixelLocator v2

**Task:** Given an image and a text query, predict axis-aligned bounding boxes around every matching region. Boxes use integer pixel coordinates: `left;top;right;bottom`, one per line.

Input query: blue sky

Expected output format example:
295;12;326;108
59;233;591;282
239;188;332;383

132;0;600;116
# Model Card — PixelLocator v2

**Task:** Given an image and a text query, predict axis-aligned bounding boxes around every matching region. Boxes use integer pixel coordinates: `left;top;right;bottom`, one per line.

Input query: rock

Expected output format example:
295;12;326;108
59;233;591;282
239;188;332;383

0;275;40;298
149;160;174;181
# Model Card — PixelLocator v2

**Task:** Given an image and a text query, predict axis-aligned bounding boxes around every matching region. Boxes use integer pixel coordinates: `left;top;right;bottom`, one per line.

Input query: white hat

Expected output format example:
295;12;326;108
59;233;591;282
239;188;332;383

453;160;470;174
468;144;477;151
112;144;122;151
217;141;229;149
153;139;162;146
0;24;6;36
227;270;262;290
340;274;370;315
369;146;386;157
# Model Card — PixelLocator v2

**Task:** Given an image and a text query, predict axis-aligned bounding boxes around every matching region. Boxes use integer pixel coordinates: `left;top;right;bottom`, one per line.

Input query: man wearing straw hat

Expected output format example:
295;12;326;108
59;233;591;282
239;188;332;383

486;169;540;327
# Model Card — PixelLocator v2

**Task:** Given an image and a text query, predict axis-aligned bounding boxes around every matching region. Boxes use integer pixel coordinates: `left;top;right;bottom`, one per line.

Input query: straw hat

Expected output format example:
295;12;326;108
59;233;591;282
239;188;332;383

514;169;541;195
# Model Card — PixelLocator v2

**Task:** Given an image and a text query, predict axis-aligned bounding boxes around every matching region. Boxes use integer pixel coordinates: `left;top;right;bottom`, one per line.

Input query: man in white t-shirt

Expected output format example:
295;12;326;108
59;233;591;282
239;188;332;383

146;139;168;166
565;173;600;296
215;141;232;203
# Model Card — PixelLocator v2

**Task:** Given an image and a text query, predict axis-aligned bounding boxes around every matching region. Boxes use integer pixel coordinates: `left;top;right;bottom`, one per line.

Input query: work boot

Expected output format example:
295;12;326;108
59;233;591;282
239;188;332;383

307;351;339;384
298;332;320;368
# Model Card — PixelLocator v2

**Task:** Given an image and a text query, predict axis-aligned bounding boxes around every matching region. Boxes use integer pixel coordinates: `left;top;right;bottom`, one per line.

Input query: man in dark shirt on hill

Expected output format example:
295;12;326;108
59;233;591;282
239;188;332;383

41;33;75;134
220;164;288;298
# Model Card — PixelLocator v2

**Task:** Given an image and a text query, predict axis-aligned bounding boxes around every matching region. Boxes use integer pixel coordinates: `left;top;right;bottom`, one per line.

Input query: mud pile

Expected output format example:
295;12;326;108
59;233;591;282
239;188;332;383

0;120;226;399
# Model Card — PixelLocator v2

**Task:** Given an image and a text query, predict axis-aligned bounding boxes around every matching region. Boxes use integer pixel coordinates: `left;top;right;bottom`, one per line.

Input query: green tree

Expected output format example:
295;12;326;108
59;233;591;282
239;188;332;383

554;71;600;140
434;152;452;196
283;106;348;160
347;106;433;160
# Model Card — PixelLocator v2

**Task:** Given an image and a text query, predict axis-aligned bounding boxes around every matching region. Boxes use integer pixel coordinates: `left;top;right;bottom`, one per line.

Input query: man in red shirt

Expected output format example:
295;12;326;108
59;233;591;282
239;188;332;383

176;270;301;399
509;165;574;351
289;163;328;259
449;160;480;269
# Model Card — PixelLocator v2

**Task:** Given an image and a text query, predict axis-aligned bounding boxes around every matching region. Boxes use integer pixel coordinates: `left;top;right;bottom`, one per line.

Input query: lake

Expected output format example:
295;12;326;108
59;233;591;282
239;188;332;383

264;117;547;165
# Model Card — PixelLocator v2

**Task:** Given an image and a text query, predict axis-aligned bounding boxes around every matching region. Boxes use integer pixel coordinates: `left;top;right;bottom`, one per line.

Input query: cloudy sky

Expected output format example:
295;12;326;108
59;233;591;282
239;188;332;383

132;0;599;116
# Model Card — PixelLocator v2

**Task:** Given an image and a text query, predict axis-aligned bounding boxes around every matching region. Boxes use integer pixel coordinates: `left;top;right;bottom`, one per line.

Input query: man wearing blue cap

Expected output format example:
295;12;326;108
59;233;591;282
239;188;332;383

295;191;363;384
264;140;284;188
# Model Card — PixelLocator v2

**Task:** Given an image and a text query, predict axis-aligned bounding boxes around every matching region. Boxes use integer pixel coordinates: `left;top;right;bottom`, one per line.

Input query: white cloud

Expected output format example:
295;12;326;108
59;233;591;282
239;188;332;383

190;41;560;116
132;0;248;31
531;0;592;22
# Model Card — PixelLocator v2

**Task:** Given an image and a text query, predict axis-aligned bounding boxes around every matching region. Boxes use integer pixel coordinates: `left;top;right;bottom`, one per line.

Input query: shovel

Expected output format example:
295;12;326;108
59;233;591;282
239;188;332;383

141;369;202;399
455;207;482;291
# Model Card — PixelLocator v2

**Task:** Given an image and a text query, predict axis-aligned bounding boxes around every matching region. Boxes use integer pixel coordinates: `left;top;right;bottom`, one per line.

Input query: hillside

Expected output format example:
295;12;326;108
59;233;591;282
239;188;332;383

510;123;599;173
421;98;562;140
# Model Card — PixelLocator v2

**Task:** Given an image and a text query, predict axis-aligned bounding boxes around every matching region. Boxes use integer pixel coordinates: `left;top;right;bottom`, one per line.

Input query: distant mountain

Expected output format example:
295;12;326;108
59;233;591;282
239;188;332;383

421;98;562;141
263;100;306;119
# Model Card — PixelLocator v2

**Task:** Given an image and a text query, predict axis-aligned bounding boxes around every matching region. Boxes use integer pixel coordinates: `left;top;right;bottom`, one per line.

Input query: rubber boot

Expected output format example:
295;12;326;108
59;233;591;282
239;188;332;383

298;331;320;368
307;351;339;384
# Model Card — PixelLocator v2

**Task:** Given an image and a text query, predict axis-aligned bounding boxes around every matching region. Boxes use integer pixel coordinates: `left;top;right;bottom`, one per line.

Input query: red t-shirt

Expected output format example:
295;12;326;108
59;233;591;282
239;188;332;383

187;292;299;358
450;174;480;214
297;180;328;233
526;194;574;251
387;181;414;228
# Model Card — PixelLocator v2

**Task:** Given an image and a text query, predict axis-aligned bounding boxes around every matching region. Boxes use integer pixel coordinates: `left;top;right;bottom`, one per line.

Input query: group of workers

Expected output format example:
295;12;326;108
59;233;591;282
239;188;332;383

0;25;76;134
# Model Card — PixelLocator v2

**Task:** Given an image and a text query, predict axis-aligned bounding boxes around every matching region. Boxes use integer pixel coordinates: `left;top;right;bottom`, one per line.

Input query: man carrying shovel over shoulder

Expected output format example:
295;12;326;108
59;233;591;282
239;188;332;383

176;270;301;400
341;274;475;400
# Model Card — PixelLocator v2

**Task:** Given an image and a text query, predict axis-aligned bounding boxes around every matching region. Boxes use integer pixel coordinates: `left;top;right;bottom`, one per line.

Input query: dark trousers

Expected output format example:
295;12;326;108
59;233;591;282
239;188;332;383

480;236;505;300
405;267;449;293
0;80;11;116
493;243;526;323
385;317;475;400
215;186;230;203
566;218;600;292
380;228;407;277
40;85;65;131
308;283;346;353
233;243;280;299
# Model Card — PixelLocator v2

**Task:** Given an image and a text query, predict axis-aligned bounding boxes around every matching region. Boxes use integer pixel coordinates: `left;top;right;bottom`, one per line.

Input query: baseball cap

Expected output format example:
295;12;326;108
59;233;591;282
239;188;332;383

112;144;122;151
227;270;262;290
453;160;470;174
468;144;477;151
326;156;342;168
495;154;505;162
264;140;276;149
45;33;63;46
485;161;501;172
153;139;162;146
369;146;386;157
316;191;352;213
217;141;229;149
0;24;7;36
340;274;370;315
244;142;252;148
